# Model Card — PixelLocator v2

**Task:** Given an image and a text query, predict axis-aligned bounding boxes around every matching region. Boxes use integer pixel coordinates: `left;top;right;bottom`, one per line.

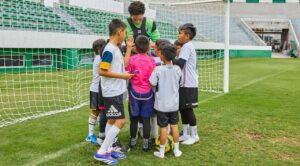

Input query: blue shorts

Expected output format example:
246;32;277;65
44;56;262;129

129;88;154;118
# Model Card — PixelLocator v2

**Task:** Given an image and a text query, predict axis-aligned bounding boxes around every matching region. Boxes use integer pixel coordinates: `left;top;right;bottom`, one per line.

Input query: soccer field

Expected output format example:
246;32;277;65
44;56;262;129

0;58;299;165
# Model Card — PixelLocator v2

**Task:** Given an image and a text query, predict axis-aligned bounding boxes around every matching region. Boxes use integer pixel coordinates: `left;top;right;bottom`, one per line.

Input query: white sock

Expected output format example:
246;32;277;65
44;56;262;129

174;142;179;152
99;132;105;138
174;142;182;157
88;116;97;136
151;116;158;138
191;125;198;138
105;123;113;137
98;125;120;154
159;145;165;155
182;124;190;136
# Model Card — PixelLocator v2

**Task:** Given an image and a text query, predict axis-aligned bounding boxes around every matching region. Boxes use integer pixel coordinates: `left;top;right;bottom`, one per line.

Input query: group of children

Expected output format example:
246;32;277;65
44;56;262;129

87;18;199;165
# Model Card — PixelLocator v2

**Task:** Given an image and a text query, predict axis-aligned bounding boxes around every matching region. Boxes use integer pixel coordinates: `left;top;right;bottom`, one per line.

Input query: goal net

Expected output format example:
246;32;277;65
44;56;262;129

0;0;229;127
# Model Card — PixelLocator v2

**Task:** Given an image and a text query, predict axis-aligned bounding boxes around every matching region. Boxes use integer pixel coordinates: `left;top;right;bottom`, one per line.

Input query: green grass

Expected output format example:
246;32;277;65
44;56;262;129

0;58;300;165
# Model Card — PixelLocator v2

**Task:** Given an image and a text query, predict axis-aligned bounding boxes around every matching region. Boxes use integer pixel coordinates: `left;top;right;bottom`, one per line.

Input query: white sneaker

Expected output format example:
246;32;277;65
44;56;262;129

179;135;190;142
153;151;164;158
182;136;199;145
174;150;182;157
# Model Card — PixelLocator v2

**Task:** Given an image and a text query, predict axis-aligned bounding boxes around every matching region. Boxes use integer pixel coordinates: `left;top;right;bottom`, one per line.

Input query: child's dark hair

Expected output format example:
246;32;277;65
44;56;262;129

179;23;197;40
109;19;126;36
161;44;176;61
135;35;150;53
174;40;183;47
92;39;106;55
128;1;145;15
155;39;171;51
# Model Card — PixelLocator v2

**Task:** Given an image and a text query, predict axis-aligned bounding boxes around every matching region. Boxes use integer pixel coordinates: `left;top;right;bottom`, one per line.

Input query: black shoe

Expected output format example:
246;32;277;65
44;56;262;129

112;140;130;153
128;138;137;148
142;139;152;152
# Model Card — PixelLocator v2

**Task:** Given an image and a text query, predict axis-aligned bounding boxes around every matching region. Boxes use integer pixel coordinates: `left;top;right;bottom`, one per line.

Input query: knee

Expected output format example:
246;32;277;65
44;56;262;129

115;119;126;128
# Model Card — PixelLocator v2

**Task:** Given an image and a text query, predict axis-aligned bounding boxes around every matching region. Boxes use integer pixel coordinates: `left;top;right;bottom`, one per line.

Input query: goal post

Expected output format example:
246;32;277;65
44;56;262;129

148;0;230;93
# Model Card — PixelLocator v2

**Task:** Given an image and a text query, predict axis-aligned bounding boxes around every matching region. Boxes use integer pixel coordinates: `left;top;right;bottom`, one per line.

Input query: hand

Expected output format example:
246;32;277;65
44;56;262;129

123;73;134;80
126;36;134;49
150;42;156;49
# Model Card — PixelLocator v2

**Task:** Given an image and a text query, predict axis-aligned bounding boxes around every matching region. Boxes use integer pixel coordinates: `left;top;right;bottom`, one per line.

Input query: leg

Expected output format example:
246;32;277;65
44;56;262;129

142;117;151;151
179;108;190;141
171;124;182;157
182;108;199;145
99;112;107;138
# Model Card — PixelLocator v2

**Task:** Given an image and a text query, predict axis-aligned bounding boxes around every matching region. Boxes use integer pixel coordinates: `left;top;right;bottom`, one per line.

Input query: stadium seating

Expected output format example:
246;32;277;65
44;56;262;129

59;5;178;39
0;0;77;33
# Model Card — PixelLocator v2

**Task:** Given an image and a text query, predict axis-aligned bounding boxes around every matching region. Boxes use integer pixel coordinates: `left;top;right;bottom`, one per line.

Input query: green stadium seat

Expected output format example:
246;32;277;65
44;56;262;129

3;13;10;19
3;20;11;27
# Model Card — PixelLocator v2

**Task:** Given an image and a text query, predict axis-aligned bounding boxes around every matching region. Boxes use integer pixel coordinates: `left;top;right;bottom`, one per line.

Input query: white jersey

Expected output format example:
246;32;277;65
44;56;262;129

178;41;198;88
90;55;101;92
149;64;182;112
100;43;126;97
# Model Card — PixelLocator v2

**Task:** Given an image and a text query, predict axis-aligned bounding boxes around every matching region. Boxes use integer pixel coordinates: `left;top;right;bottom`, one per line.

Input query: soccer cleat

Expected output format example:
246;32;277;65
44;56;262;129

181;136;199;145
174;150;182;157
128;138;137;148
142;139;152;152
179;134;190;142
113;140;130;153
110;150;126;159
94;152;118;165
153;151;164;158
86;134;98;145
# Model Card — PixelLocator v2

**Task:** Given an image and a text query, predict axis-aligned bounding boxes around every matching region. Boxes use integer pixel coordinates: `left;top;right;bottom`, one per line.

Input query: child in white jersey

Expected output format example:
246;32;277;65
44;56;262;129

86;39;107;145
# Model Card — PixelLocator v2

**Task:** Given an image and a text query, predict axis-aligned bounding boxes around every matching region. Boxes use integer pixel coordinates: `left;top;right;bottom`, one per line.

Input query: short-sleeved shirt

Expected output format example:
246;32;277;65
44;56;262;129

178;41;198;88
90;55;101;92
126;53;156;94
100;43;126;97
124;18;160;42
149;64;182;112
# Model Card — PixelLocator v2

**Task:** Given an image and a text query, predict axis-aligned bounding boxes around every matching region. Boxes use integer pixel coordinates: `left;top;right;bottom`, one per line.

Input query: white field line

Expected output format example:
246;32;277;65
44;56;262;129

199;70;289;105
0;103;88;128
24;142;87;166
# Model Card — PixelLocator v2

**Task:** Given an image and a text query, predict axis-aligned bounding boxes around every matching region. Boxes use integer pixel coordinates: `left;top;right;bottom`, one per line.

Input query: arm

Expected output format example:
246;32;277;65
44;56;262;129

148;19;160;42
99;50;133;80
99;68;133;80
173;45;190;69
124;36;134;67
172;58;186;69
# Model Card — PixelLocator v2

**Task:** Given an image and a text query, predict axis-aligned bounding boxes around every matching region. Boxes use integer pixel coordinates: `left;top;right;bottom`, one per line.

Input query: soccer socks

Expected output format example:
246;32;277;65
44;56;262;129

154;145;165;158
105;123;113;136
174;142;182;157
191;125;199;140
88;115;97;136
179;124;190;141
98;125;120;154
182;126;199;145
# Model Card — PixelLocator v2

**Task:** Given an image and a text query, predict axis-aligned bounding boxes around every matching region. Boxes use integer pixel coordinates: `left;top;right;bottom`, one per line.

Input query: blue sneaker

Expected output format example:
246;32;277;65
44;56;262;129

111;150;126;159
94;152;118;165
86;134;98;145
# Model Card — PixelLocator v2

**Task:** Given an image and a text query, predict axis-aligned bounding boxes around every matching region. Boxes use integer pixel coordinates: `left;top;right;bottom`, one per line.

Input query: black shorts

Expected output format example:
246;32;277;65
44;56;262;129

157;111;179;128
90;91;105;111
90;91;99;110
103;94;125;119
179;87;198;109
